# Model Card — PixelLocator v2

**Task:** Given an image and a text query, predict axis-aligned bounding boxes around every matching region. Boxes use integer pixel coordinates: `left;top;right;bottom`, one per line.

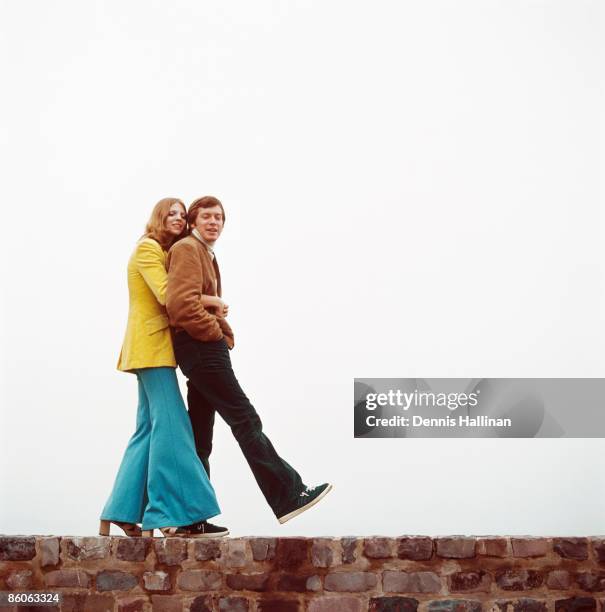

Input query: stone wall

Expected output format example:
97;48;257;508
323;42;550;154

0;536;604;611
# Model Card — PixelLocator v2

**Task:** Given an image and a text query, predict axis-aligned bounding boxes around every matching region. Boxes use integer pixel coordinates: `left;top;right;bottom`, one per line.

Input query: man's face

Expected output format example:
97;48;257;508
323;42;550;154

193;205;224;244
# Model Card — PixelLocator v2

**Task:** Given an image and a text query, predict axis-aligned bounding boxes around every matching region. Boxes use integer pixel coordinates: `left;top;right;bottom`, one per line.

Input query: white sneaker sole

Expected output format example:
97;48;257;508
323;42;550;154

191;530;229;539
156;528;230;538
277;484;333;525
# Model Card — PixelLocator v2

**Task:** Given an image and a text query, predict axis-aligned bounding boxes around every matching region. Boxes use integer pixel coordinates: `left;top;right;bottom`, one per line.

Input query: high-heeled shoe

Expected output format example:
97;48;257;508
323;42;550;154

99;519;142;537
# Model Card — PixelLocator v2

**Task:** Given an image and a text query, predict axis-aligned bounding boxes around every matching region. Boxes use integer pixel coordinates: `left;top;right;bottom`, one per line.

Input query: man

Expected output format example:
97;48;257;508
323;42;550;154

166;196;332;524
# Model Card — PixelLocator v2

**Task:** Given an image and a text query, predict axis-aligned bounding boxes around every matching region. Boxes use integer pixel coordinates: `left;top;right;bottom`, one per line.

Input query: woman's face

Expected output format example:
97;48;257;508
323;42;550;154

165;203;187;237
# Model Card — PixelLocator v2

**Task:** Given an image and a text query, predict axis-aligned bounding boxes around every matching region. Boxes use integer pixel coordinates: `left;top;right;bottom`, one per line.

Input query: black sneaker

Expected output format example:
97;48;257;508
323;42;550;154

177;521;229;538
277;483;333;524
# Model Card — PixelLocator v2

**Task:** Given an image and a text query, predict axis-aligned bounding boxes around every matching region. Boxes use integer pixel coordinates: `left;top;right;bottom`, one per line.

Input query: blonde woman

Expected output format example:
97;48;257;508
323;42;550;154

99;198;228;538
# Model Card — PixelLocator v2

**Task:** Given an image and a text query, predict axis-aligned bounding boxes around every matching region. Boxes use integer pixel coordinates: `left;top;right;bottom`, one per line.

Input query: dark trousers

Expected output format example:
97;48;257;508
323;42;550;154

173;332;304;517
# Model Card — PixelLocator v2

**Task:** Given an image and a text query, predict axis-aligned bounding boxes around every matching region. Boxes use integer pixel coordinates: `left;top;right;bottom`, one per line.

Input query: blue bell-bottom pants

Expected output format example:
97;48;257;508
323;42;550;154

100;367;220;530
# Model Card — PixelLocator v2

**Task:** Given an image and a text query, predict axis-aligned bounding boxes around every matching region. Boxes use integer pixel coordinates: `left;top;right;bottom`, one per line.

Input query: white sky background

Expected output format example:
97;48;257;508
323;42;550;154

1;1;604;536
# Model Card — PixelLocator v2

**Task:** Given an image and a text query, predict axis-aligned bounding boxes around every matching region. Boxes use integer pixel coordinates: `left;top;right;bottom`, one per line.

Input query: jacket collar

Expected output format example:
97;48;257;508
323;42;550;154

191;228;215;259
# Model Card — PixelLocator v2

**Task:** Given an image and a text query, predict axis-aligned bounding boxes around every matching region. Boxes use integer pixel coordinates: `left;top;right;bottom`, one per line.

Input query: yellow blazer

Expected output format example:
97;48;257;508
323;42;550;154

117;238;176;372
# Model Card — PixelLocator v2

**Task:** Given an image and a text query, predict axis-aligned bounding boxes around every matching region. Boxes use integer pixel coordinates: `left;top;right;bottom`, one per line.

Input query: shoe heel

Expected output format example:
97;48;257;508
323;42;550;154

99;520;110;536
142;529;154;537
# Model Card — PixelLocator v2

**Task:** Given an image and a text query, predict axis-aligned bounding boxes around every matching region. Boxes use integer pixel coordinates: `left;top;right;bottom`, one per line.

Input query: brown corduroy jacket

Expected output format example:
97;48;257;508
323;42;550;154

165;236;234;347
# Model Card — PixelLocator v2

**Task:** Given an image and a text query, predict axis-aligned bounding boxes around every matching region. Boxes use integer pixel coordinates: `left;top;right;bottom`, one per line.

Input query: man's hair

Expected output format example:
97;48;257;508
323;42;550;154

144;197;187;249
188;196;226;228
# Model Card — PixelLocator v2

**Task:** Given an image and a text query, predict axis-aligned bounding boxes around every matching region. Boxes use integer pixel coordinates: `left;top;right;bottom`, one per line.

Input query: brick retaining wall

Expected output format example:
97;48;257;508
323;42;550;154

1;536;604;611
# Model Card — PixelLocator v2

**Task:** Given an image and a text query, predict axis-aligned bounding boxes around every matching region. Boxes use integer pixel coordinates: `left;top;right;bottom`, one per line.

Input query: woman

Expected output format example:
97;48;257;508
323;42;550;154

99;197;228;538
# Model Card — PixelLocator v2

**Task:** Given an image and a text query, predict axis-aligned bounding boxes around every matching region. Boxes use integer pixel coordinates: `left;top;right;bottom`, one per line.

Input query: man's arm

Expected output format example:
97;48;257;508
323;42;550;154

198;294;235;349
217;316;234;349
166;241;223;342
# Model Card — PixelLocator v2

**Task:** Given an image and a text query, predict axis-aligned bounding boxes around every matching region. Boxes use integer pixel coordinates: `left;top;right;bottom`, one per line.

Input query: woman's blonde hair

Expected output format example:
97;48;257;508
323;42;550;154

144;197;187;248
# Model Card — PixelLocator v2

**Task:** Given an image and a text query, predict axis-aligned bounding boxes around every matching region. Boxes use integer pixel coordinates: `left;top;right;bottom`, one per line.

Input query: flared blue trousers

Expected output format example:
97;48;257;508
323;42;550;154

101;367;220;530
